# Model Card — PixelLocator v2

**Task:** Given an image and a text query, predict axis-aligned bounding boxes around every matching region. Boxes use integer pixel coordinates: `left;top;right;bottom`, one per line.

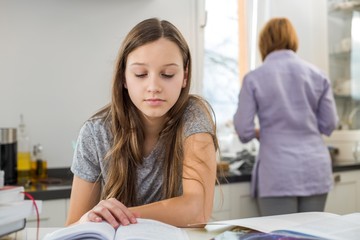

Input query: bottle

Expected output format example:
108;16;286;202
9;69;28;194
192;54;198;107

0;128;18;185
17;114;32;185
33;143;47;180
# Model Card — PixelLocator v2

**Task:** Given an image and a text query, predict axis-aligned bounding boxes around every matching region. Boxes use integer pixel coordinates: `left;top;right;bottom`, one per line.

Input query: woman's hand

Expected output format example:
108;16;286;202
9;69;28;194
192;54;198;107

255;128;260;140
79;198;140;228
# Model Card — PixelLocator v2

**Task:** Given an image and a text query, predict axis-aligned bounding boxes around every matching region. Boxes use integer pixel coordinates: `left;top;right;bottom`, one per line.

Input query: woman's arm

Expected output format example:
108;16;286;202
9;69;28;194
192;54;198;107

255;128;260;140
317;79;339;135
130;132;217;227
233;77;257;143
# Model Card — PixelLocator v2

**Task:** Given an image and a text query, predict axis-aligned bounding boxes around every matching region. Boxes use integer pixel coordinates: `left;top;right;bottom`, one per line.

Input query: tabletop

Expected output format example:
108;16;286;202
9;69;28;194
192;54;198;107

1;227;224;240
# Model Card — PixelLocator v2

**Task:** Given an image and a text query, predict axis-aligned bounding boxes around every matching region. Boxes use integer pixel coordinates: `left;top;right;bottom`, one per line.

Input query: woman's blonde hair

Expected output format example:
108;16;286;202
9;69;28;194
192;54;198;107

93;18;218;206
259;17;298;61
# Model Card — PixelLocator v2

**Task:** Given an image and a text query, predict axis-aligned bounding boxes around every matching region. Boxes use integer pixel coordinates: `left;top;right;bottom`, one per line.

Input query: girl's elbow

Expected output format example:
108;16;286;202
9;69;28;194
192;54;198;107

184;198;212;225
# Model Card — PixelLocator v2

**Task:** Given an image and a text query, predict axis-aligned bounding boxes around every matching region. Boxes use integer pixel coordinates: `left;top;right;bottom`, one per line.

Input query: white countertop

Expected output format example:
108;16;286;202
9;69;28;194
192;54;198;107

2;227;224;240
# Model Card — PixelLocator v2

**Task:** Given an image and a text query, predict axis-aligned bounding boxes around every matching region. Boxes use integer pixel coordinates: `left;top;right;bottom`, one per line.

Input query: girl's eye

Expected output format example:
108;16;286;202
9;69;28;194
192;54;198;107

162;74;174;78
135;73;147;78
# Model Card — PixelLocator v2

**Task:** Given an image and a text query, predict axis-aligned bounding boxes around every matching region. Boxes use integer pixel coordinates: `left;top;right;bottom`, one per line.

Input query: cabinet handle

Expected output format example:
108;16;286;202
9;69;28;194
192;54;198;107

334;174;341;183
27;217;50;222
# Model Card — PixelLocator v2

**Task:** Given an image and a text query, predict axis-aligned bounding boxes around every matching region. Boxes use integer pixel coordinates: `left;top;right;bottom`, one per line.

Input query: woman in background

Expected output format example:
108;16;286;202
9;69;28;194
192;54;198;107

233;17;338;216
66;18;218;227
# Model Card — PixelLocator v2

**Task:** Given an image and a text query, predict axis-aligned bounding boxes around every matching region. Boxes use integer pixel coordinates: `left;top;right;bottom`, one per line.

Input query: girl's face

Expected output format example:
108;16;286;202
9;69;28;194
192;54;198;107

125;38;187;121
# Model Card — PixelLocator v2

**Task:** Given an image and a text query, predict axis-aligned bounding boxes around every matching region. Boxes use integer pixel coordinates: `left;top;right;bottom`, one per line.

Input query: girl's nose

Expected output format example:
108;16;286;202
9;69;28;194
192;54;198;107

147;75;161;93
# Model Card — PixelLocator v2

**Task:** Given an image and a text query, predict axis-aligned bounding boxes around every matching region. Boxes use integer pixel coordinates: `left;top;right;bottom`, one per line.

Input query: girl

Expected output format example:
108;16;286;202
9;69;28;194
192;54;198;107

66;18;218;228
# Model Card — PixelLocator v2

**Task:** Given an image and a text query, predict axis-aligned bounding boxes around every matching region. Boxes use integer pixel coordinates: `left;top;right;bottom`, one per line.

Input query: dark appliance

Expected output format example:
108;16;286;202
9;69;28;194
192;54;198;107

0;128;17;185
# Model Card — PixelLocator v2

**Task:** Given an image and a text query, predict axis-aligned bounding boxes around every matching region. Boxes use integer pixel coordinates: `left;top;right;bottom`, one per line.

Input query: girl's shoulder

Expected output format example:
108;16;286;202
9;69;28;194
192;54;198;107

184;95;212;118
183;95;215;136
81;113;111;139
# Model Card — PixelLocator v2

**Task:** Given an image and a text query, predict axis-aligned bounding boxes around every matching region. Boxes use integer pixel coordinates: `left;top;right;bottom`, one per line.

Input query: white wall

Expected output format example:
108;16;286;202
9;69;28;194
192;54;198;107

0;0;205;168
253;0;329;74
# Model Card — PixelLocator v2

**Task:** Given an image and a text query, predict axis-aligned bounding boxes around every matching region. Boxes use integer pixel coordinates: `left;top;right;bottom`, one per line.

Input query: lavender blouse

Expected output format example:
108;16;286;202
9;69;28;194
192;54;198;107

233;50;338;198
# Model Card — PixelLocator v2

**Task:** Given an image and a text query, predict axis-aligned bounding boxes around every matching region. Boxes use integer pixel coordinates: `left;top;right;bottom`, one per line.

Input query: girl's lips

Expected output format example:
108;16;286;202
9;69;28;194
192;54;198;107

145;99;165;106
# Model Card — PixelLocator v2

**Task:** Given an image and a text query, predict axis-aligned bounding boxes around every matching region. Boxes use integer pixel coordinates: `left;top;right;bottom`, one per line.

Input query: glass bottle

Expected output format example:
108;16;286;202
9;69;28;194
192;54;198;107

33;143;47;180
353;141;360;162
17;114;31;185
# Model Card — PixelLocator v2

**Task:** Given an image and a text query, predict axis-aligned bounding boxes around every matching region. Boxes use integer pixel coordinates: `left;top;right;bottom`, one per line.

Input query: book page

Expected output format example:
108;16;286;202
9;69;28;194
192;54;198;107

114;218;189;240
279;213;360;240
43;222;115;240
206;212;339;233
340;212;360;222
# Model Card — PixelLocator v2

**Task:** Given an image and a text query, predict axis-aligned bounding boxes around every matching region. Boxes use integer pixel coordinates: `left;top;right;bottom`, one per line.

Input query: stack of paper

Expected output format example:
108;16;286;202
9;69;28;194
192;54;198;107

0;186;35;237
206;212;360;240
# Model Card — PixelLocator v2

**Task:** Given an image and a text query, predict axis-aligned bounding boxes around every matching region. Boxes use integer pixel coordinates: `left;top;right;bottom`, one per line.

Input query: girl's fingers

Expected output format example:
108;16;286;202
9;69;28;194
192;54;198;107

107;198;138;225
92;201;120;227
84;198;139;227
87;211;103;222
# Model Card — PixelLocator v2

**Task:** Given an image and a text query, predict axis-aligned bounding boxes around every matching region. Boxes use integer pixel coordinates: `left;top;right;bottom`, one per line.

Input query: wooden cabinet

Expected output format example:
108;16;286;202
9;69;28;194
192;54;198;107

212;182;259;221
213;169;360;220
325;170;360;214
26;199;69;228
228;183;259;219
212;184;231;220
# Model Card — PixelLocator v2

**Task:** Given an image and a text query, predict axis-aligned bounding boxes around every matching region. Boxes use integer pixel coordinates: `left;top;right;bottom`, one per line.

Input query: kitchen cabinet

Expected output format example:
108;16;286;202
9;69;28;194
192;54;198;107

327;0;360;129
212;184;231;220
212;169;360;220
325;170;360;214
26;199;69;228
212;182;259;221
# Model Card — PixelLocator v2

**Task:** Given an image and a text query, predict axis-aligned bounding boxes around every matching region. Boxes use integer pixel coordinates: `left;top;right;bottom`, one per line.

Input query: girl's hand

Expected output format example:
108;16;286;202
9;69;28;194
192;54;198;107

79;198;140;228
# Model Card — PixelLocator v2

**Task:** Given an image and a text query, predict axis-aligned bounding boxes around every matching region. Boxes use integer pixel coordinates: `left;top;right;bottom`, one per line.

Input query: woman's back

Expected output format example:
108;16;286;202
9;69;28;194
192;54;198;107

247;50;330;137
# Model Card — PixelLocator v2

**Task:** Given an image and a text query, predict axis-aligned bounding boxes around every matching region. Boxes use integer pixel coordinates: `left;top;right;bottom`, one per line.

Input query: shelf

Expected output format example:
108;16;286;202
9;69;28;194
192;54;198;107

329;1;360;13
328;0;360;132
330;51;351;58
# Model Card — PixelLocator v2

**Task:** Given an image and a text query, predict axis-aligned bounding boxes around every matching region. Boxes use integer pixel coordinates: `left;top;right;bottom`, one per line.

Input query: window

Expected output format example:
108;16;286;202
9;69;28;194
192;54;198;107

203;0;240;126
203;0;260;155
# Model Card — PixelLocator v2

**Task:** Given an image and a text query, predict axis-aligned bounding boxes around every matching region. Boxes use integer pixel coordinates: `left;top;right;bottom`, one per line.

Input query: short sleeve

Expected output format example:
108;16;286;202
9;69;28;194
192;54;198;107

183;99;215;138
71;121;102;182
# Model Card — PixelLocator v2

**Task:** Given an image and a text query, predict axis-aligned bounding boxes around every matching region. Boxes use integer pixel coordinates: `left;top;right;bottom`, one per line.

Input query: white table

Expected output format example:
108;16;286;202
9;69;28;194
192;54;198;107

1;227;224;240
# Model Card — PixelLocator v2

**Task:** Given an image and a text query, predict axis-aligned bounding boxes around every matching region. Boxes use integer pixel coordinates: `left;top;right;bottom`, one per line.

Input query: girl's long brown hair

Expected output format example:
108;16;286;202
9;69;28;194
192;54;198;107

93;18;218;206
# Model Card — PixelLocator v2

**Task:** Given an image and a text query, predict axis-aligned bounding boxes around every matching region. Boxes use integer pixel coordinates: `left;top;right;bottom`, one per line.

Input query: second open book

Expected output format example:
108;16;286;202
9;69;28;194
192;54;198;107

43;218;189;240
206;211;360;240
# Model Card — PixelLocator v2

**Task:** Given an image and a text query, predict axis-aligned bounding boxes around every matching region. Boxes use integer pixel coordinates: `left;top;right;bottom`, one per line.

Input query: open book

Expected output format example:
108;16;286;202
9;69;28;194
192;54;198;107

43;218;189;240
206;212;360;240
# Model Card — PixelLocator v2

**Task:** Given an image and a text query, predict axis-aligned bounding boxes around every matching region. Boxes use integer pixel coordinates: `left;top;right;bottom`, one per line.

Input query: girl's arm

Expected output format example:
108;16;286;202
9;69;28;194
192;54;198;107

130;132;217;227
65;176;101;226
74;132;216;228
66;176;139;227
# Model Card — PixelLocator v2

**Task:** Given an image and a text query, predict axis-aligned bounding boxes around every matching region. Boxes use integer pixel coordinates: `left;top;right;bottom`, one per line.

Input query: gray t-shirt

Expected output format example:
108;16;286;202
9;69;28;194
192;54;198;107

71;99;215;205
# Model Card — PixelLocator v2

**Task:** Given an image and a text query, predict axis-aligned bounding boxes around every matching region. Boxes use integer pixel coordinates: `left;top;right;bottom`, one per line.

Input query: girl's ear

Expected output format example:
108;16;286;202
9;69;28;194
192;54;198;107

124;81;128;89
182;67;188;88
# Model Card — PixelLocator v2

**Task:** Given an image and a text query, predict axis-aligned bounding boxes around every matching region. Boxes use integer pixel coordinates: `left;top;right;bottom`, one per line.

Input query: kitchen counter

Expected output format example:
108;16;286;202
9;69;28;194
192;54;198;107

24;168;73;200
22;164;360;201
